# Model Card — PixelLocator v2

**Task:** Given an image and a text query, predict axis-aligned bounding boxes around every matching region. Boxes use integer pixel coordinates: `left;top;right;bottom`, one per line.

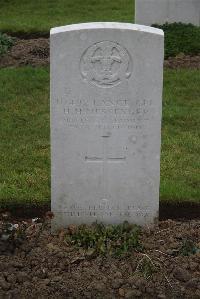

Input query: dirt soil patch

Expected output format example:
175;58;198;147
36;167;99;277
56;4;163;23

0;215;200;299
165;54;200;69
0;38;200;69
0;38;49;68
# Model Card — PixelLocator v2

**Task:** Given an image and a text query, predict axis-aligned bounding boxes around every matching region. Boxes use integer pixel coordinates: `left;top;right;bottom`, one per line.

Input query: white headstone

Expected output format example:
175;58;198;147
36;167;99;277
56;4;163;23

135;0;200;26
50;22;164;229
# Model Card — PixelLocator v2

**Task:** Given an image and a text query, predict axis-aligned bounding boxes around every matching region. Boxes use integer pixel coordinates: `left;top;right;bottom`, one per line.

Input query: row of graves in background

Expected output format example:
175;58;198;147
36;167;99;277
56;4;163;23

50;0;199;229
135;0;200;26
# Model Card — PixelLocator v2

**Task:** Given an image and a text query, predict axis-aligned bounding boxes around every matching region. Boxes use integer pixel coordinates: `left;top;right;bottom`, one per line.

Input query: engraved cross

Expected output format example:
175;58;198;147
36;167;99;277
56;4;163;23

90;46;121;77
85;135;126;200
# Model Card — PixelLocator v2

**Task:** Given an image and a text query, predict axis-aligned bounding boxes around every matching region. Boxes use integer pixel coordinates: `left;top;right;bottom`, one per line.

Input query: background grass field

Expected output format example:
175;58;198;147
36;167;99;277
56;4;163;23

0;0;134;34
0;0;199;209
0;67;199;208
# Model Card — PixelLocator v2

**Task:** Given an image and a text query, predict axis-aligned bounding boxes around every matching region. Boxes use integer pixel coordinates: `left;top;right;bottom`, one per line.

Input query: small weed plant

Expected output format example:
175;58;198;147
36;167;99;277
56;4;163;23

136;255;156;280
0;213;26;254
179;238;200;256
0;32;15;56
66;221;142;257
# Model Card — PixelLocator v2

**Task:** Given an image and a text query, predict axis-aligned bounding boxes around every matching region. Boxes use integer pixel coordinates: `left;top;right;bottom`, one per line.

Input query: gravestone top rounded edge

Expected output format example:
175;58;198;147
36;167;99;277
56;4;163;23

50;22;164;37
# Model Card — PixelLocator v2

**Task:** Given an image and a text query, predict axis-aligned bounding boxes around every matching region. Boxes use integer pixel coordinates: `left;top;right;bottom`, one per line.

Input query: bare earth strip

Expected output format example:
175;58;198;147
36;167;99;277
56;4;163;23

0;217;200;299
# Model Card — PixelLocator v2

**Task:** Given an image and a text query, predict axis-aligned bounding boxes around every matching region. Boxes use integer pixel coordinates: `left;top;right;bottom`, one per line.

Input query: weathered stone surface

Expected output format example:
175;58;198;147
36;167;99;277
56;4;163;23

50;23;164;229
135;0;200;26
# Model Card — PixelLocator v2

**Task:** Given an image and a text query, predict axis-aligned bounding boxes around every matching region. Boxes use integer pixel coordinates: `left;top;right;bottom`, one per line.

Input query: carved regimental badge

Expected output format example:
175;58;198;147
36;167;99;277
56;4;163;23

80;41;132;88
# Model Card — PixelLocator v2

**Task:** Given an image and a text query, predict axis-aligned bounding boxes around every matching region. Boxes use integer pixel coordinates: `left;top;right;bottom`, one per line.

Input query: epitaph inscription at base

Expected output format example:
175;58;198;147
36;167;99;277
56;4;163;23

51;23;164;229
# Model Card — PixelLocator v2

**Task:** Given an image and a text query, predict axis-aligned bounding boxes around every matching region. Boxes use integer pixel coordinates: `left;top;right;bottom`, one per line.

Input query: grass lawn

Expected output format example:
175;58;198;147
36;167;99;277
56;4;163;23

161;70;200;202
0;67;199;208
0;0;134;34
0;67;50;207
